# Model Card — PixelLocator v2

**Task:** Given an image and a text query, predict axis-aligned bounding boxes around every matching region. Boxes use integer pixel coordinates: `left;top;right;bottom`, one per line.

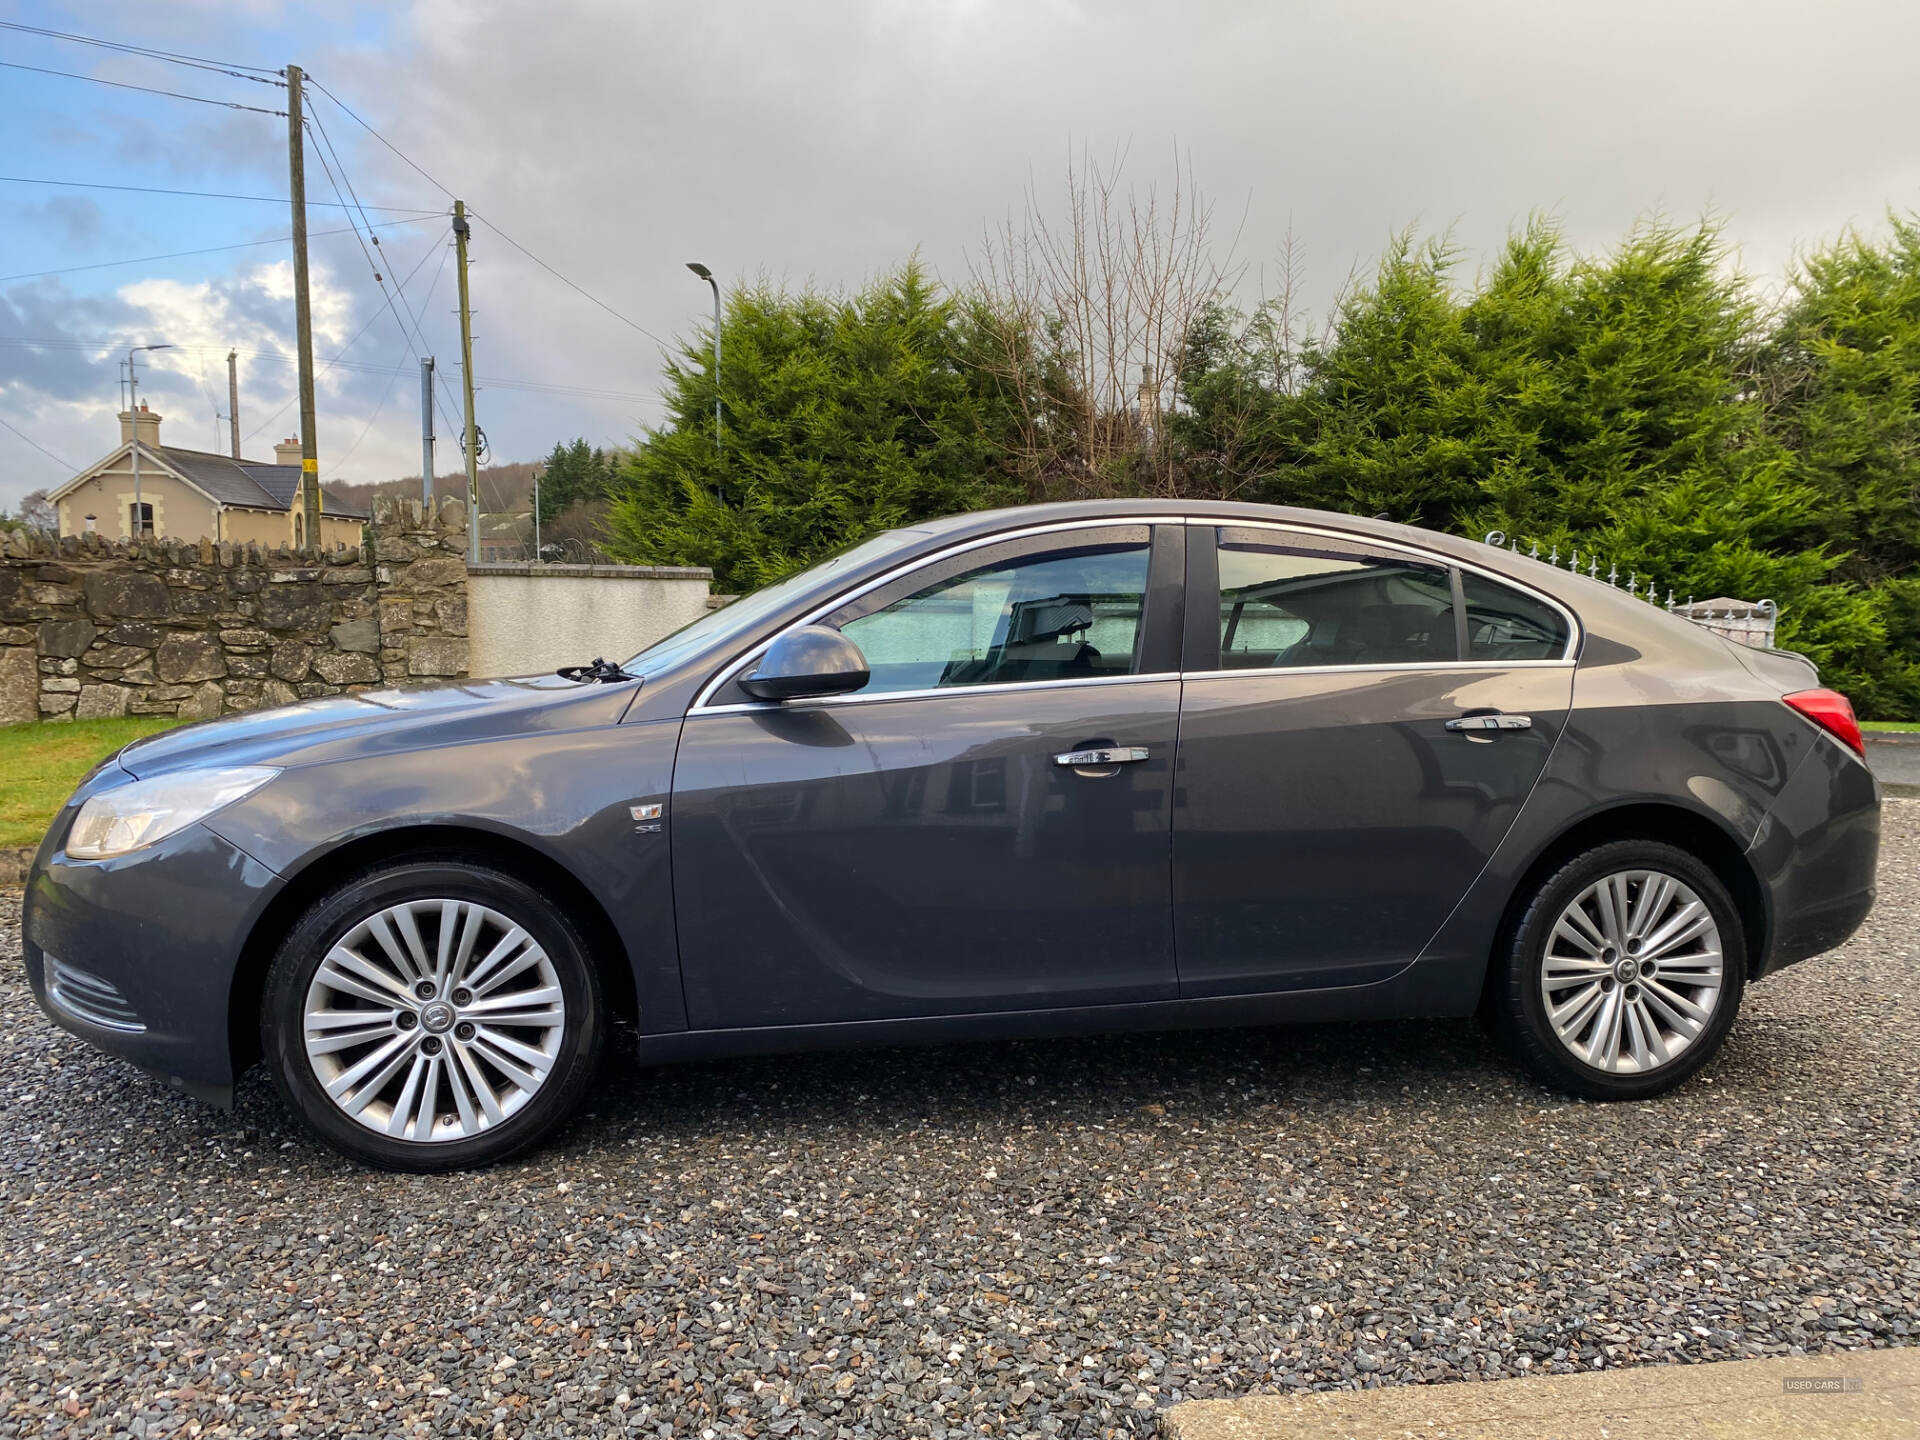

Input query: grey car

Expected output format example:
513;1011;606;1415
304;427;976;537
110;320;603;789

23;502;1880;1170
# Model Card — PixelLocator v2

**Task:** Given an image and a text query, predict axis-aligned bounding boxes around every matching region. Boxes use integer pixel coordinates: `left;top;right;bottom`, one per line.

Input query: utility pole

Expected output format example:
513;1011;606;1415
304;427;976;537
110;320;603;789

532;463;541;562
420;357;436;506
453;199;480;564
287;62;321;550
226;349;241;459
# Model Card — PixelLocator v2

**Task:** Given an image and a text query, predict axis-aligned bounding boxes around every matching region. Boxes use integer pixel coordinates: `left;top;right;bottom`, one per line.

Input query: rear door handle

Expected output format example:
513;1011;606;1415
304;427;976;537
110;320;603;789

1445;714;1533;733
1053;746;1151;766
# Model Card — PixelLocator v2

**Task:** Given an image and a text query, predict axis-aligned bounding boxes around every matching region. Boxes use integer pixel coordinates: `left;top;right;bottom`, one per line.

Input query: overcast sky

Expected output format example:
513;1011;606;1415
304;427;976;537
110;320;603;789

3;0;1918;512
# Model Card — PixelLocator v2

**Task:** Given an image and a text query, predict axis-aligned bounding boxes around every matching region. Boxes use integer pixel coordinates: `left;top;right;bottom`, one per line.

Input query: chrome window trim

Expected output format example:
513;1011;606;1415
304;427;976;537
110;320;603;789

695;669;1182;717
687;513;1582;715
1184;659;1574;682
1200;516;1583;666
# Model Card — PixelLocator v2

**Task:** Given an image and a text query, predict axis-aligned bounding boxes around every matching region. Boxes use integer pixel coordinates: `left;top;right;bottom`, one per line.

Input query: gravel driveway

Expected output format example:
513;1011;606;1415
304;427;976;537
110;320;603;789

2;807;1916;1439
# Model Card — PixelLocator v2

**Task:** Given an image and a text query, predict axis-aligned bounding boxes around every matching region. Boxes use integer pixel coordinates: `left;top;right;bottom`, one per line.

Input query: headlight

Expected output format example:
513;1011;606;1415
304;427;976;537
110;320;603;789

66;767;279;859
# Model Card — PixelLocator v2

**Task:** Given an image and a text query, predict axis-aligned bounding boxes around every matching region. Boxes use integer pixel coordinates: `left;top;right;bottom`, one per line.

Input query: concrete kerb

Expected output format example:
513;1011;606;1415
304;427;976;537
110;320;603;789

1163;1346;1920;1440
1865;736;1920;798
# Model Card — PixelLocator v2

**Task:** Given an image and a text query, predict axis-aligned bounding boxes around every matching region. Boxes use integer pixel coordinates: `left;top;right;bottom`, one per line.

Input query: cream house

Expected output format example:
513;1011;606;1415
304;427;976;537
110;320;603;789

49;405;367;548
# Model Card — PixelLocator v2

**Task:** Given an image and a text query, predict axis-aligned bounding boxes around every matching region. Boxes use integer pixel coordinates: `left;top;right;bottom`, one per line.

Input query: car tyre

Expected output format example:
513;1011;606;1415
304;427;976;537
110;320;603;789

1488;839;1746;1100
262;858;606;1171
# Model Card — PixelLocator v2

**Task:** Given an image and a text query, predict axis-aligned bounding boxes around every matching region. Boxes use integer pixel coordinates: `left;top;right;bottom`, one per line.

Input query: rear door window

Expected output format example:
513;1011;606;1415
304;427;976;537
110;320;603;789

1212;528;1458;669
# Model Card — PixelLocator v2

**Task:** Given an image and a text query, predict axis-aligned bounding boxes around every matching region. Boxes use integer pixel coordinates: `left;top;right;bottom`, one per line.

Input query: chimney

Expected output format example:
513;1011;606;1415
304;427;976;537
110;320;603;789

118;403;162;449
274;437;303;467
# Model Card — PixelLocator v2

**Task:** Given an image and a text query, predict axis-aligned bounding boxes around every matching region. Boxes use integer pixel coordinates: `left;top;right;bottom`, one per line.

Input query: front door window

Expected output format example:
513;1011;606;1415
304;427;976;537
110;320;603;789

834;539;1152;694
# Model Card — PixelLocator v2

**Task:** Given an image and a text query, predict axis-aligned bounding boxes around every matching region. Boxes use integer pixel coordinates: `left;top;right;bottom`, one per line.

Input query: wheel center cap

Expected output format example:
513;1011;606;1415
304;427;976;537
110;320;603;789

419;1000;456;1034
1614;957;1640;983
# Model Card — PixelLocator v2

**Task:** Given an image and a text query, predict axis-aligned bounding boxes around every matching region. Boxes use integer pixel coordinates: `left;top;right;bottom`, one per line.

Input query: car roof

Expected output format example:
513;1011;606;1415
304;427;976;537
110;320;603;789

894;499;1504;574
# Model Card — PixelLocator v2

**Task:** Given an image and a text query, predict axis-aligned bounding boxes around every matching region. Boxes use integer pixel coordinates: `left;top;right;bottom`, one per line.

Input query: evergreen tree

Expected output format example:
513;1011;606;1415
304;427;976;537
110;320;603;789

603;262;1023;592
1275;231;1504;524
1756;216;1920;714
534;439;616;528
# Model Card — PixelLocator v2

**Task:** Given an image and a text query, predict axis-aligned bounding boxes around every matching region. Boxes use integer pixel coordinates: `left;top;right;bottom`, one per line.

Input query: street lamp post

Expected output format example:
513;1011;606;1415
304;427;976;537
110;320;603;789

686;263;721;454
126;343;174;540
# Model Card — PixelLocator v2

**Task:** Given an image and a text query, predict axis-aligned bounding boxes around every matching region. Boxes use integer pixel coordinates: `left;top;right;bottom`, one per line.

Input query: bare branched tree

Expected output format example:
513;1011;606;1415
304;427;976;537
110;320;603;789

16;488;56;534
970;146;1244;498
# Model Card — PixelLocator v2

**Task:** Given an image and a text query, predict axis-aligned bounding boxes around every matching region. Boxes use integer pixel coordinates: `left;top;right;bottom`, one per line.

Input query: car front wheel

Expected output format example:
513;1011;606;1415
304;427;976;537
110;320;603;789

262;859;606;1171
1490;839;1746;1100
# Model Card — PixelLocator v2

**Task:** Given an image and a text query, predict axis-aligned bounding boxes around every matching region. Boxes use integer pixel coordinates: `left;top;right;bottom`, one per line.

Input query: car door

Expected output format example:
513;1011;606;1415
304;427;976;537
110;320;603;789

671;522;1186;1030
1172;523;1576;997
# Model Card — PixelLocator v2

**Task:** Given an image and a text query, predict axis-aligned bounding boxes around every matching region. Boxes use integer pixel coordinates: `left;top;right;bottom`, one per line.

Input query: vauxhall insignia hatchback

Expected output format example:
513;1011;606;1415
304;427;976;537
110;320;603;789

23;502;1880;1170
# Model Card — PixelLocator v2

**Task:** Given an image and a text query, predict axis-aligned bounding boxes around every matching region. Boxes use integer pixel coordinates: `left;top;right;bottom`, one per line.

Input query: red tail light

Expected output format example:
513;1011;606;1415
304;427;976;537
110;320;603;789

1783;688;1865;757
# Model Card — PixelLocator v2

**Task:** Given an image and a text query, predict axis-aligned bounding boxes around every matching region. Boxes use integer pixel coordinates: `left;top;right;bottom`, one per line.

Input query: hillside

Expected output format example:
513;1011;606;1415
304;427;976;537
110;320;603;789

328;461;539;518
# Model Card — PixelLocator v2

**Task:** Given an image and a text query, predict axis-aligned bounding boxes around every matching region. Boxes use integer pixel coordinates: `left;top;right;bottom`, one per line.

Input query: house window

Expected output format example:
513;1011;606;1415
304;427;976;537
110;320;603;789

129;502;154;537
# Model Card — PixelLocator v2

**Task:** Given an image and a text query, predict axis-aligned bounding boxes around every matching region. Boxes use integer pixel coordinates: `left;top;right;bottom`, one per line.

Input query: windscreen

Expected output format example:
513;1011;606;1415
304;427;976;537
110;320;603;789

622;530;922;680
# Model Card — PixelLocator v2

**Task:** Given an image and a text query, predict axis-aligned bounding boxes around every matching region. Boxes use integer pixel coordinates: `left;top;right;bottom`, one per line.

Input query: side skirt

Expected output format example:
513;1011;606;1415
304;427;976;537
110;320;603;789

632;953;1484;1066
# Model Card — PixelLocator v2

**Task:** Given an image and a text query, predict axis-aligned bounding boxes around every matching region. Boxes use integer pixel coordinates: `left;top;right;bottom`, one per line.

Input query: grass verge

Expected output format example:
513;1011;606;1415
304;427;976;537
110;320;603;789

0;717;183;849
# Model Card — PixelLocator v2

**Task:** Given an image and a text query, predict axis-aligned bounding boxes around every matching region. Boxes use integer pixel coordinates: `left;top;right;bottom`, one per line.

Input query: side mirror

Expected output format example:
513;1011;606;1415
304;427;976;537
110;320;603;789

739;625;870;701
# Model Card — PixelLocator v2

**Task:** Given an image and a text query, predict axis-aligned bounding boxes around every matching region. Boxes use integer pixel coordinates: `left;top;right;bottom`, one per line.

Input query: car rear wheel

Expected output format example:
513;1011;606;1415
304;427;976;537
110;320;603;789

262;859;606;1171
1489;839;1746;1099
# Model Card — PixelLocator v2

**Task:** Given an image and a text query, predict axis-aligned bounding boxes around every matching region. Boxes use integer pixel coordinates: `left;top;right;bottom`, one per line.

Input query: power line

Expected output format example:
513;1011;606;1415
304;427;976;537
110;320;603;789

0;175;439;214
304;76;456;199
331;342;415;471
305;113;432;354
0;60;286;116
303;76;671;349
336;238;456;467
0;335;663;403
0;414;76;471
0;214;443;284
0;19;283;80
241;226;450;443
193;348;226;449
466;210;672;348
303;105;391;246
0;335;435;380
302;104;461;438
466;375;668;405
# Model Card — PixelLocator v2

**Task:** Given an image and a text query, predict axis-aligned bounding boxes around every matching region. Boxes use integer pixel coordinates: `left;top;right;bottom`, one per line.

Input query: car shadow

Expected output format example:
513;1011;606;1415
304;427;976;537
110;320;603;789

173;1015;1519;1176
552;1014;1537;1152
117;999;1810;1176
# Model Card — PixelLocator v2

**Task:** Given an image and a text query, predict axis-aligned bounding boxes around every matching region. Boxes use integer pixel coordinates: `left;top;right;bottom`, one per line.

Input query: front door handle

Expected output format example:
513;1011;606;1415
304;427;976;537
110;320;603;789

1445;714;1533;733
1053;746;1151;767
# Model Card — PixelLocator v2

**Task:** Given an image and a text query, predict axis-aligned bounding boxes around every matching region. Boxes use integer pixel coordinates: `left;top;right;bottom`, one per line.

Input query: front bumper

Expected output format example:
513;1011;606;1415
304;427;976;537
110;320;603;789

1748;733;1881;979
23;809;283;1107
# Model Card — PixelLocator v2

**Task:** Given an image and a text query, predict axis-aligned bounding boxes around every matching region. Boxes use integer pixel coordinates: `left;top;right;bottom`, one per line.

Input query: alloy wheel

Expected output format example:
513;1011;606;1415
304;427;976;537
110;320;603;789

301;899;567;1142
1539;869;1725;1075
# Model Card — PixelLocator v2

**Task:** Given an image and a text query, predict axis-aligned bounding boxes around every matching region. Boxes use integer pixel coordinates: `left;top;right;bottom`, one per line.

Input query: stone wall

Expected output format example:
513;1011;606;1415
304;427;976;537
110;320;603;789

0;497;471;725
